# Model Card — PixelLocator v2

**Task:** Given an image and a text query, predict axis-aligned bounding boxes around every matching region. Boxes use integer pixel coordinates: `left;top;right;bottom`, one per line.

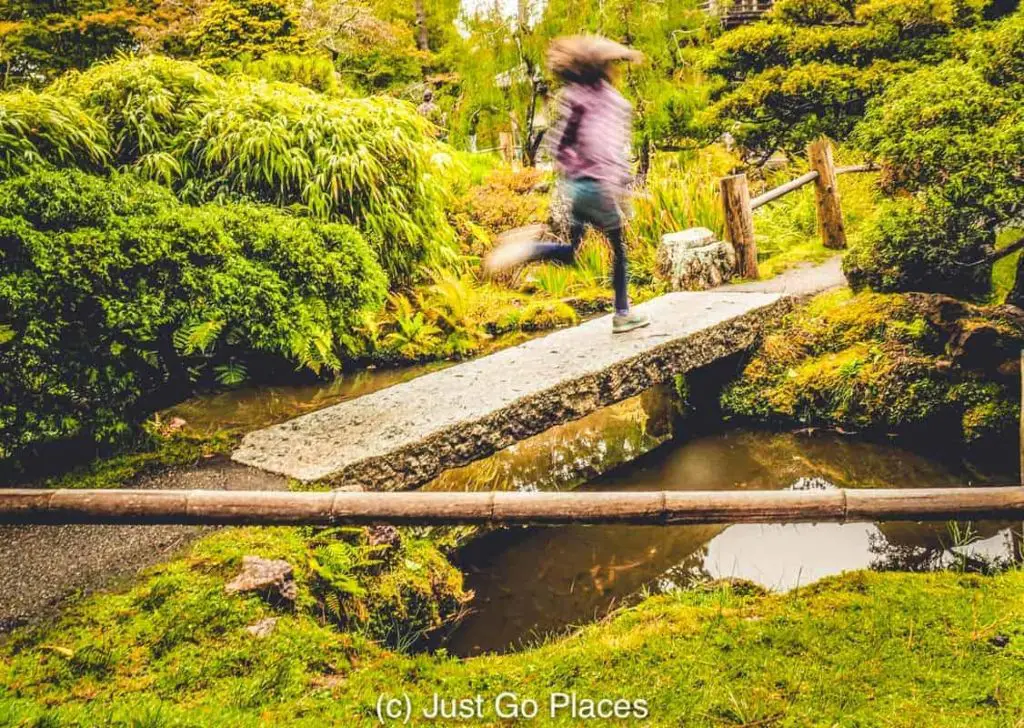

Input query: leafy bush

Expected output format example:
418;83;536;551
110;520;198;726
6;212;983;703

0;169;385;468
843;196;994;296
703;0;1001;155
50;54;220;168
452;166;549;255
216;53;344;95
771;0;854;26
848;17;1024;298
184;0;308;60
41;55;457;285
974;8;1024;87
0;88;109;175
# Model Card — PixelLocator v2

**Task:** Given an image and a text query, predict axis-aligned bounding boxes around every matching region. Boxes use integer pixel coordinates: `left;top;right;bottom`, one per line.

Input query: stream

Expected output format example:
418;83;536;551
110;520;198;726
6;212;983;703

441;427;1017;657
169;370;1019;660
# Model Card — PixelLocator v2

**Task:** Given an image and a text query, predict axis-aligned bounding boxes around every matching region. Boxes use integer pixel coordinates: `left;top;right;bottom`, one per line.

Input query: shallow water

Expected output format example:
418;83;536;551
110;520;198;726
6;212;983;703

446;429;1018;657
164;362;450;435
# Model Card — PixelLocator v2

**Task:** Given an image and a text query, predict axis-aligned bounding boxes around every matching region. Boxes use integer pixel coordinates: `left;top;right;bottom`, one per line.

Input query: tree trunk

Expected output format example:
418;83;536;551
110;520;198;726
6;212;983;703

414;0;429;51
720;173;758;279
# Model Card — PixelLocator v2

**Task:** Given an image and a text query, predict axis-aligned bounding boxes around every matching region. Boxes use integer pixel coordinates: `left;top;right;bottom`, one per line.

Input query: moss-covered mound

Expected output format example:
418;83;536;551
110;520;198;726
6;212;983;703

0;526;468;724
5;567;1024;725
721;289;1024;444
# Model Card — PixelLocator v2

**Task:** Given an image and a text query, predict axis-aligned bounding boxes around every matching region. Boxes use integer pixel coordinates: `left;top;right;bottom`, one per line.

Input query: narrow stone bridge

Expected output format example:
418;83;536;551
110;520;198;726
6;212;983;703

233;259;845;491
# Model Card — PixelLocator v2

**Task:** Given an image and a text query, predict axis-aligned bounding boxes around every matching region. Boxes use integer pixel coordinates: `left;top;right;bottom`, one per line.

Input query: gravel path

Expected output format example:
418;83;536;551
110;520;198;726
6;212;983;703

0;459;286;633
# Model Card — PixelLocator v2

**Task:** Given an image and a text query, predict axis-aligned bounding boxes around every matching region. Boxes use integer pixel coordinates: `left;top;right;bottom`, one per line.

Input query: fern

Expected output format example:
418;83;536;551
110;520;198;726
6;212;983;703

213;362;248;387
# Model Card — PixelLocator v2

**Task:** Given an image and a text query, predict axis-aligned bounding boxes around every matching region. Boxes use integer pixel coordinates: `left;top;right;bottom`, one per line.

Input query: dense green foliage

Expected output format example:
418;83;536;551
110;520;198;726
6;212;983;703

48;55;457;284
0;0;148;87
846;8;1024;296
703;0;1005;157
184;0;307;60
722;290;1022;444
0;168;384;466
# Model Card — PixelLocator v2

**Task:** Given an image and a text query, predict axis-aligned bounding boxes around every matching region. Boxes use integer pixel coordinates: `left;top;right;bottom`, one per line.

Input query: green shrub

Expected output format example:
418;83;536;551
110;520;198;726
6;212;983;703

453;166;549;255
216;53;344;95
52;55;456;285
0;88;109;175
0;169;385;468
972;7;1024;88
51;54;220;168
771;0;854;26
853;62;1015;198
849;35;1024;297
843;196;993;296
703;0;998;155
185;0;309;60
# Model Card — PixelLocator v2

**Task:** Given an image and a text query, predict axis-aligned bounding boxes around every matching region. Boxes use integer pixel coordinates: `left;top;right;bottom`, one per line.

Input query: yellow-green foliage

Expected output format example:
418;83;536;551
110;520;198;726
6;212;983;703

0;88;110;175
185;0;309;60
7;569;1024;723
722;289;1020;443
216;53;344;95
27;55;456;285
451;165;551;256
518;300;579;331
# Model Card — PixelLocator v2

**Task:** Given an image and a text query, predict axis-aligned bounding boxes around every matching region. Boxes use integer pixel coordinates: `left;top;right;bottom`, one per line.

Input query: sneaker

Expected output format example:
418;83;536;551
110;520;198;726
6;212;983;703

612;310;651;334
483;224;547;275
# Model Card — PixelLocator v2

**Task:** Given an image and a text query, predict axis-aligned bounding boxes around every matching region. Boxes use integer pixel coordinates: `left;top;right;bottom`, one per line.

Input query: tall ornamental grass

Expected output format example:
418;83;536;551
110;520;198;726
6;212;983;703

0;88;110;176
7;55;456;286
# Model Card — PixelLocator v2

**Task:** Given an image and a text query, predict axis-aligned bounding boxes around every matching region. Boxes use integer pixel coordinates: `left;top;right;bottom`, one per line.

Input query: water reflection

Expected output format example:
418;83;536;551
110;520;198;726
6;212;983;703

446;429;1018;656
425;384;678;493
164;362;449;435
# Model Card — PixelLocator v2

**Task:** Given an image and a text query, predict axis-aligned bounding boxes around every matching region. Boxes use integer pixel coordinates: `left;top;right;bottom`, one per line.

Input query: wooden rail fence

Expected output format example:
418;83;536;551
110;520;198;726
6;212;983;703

720;138;878;279
2;487;1023;527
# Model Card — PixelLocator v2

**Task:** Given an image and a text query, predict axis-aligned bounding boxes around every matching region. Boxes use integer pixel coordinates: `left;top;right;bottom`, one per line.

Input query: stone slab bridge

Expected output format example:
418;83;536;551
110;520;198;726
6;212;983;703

233;258;845;491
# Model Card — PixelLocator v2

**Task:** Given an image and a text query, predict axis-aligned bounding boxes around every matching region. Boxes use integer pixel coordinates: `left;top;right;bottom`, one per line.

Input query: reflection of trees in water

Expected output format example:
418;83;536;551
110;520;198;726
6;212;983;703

648;546;711;596
428;386;677;493
868;522;1017;575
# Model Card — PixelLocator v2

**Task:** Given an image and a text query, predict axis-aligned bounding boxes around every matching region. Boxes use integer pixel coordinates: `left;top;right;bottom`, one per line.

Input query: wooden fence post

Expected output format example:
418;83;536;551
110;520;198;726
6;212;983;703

720;173;758;279
808;138;847;250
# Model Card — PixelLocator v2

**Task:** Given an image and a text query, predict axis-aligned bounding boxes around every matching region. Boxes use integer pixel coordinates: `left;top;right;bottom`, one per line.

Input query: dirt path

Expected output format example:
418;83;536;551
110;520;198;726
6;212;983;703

0;459;286;633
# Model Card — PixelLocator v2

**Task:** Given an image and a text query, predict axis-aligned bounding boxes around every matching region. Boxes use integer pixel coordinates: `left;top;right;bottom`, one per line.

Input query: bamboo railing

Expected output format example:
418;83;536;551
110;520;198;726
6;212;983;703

2;487;1023;527
720;138;877;279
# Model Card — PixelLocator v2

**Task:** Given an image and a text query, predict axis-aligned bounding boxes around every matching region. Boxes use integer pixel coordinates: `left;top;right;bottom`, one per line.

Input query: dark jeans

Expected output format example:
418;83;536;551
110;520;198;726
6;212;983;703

528;178;629;312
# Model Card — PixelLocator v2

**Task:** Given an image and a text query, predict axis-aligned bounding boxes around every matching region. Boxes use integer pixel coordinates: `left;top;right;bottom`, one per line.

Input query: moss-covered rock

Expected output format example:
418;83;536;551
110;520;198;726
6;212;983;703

721;289;1023;444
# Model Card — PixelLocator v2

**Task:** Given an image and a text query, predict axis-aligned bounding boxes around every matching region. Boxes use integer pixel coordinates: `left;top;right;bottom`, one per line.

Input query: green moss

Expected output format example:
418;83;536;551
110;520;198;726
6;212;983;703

0;525;467;720
990;227;1024;303
7;569;1024;724
518;300;579;331
723;288;1022;442
38;430;236;489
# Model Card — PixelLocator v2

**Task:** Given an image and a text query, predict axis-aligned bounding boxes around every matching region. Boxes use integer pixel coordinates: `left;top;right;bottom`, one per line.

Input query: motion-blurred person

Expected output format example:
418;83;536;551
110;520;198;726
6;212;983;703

485;35;649;334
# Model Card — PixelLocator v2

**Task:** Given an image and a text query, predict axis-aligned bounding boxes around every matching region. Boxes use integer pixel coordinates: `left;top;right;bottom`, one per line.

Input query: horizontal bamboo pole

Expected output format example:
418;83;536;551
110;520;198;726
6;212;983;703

1;487;1023;527
750;170;819;210
747;163;876;212
836;163;880;175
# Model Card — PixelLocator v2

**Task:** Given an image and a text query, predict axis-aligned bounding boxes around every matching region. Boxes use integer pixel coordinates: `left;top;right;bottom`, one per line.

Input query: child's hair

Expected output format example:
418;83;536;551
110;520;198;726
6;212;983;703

547;35;642;86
